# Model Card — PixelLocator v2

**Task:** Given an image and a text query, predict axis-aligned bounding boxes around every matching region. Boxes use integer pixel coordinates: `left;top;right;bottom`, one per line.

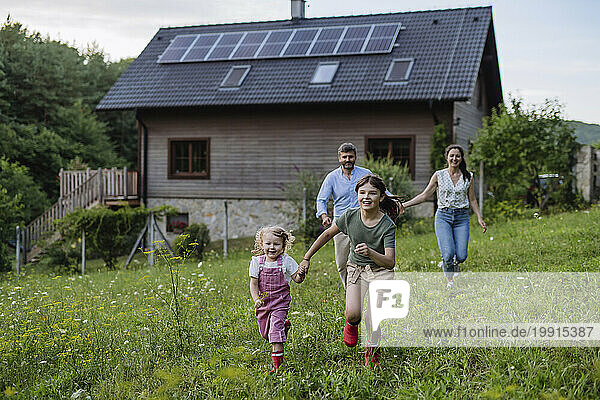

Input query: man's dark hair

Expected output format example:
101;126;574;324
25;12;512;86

337;142;357;155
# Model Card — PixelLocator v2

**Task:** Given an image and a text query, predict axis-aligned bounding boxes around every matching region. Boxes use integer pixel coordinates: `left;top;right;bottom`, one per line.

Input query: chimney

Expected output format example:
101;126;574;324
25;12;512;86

291;0;306;20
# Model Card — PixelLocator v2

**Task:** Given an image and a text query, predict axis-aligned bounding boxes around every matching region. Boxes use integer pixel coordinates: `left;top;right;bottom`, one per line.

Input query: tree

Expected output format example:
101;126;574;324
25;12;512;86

0;185;23;272
470;98;578;210
430;123;451;172
0;123;71;199
0;157;48;222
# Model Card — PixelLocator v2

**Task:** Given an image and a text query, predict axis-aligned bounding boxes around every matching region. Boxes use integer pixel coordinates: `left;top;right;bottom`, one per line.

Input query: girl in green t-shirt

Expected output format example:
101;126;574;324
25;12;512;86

299;174;402;368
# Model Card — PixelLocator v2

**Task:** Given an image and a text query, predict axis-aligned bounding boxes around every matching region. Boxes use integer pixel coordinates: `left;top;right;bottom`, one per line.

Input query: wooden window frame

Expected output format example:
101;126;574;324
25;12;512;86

364;135;415;180
168;138;210;179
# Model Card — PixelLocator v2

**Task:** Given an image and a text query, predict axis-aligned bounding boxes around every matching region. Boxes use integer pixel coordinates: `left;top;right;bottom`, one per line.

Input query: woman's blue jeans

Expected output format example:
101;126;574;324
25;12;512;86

434;208;470;278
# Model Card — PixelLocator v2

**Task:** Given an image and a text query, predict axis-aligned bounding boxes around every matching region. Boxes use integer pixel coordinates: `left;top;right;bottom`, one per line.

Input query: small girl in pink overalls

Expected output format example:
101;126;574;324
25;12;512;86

249;226;305;372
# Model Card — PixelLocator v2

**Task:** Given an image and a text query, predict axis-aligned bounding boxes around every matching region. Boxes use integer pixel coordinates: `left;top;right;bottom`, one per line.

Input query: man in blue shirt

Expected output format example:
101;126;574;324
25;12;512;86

316;143;375;289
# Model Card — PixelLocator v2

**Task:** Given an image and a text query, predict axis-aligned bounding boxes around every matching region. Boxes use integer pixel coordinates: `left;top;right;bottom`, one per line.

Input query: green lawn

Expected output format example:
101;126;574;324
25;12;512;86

1;206;600;399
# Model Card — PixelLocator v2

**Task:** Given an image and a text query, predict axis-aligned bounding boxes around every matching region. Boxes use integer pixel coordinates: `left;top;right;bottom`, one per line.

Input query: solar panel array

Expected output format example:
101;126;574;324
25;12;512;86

158;23;402;63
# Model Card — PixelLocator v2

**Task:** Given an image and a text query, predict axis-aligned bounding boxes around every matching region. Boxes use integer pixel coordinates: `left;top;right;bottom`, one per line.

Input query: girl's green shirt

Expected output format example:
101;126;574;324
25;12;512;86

335;208;396;266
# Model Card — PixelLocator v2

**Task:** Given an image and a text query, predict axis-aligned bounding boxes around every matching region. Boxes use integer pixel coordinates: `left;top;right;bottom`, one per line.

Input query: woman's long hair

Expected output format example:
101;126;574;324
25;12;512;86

354;174;402;221
444;144;470;182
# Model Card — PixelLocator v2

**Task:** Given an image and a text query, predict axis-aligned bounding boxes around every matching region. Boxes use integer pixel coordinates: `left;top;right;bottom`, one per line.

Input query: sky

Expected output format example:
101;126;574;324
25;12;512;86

2;0;599;124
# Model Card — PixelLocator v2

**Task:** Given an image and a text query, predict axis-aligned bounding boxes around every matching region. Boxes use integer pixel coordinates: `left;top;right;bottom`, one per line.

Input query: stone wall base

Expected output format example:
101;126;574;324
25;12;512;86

147;198;295;242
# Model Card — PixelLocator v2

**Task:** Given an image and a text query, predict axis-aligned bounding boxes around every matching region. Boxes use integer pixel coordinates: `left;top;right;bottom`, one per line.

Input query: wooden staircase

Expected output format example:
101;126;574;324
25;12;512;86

22;168;138;262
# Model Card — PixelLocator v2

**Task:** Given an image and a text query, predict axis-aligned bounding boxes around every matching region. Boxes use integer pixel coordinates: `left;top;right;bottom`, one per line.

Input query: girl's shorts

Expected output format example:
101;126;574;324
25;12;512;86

346;262;394;287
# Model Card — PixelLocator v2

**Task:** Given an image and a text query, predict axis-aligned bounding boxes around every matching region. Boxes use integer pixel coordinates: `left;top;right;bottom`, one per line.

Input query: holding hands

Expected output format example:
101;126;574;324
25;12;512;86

298;259;310;276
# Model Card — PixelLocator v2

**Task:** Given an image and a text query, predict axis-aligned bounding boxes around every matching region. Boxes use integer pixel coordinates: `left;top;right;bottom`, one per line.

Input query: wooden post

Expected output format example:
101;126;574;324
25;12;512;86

81;230;86;275
59;168;64;198
123;166;129;199
224;201;228;259
15;226;20;274
98;168;103;204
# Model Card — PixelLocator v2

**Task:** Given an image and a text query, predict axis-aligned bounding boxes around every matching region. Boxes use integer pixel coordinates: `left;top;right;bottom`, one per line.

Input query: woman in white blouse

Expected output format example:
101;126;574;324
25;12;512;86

401;145;486;285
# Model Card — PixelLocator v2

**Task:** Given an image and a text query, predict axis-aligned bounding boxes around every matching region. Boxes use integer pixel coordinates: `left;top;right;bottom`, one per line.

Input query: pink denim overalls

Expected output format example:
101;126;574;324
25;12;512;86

255;255;291;343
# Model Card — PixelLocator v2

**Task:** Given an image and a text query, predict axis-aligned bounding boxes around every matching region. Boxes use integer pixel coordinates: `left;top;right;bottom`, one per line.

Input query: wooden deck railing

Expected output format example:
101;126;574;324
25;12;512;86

23;168;138;260
60;167;138;201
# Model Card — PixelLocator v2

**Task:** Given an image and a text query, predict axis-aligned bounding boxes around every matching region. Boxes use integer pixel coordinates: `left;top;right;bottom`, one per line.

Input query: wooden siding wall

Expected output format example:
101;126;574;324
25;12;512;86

140;103;441;200
453;74;487;150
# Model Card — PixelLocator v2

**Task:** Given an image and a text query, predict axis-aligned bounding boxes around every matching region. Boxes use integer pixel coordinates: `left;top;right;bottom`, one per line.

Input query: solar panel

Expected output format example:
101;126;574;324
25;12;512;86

335;26;370;55
309;27;344;55
157;23;401;63
364;23;400;53
159;34;197;62
283;29;318;56
182;34;219;62
171;36;197;48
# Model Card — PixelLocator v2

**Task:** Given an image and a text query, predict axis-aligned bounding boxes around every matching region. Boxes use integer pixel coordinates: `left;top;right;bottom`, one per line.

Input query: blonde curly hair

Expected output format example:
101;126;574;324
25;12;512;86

252;226;295;255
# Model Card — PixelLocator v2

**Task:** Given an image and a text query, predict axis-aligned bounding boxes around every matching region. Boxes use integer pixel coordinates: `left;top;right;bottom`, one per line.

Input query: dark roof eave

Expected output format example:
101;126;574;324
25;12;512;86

96;96;465;112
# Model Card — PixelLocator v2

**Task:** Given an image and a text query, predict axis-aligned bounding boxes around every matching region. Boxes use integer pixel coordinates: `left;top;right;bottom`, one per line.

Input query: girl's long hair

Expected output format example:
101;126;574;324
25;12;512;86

444;144;471;182
252;226;295;255
354;174;402;221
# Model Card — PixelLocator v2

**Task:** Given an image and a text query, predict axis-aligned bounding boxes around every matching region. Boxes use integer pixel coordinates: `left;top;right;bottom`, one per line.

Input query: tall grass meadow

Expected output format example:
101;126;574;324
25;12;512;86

0;206;599;398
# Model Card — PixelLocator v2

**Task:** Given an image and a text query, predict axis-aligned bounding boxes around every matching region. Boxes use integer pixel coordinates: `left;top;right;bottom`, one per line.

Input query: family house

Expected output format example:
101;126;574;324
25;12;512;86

97;2;503;239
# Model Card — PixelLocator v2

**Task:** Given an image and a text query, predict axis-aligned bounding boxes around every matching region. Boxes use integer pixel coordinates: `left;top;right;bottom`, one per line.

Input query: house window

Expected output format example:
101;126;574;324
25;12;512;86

221;65;251;88
168;139;210;179
311;62;339;84
384;58;414;83
366;137;414;178
167;213;189;233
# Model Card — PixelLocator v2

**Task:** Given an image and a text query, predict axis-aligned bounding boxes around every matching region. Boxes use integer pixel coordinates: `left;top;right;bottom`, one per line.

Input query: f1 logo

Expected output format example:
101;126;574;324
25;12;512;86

369;280;410;331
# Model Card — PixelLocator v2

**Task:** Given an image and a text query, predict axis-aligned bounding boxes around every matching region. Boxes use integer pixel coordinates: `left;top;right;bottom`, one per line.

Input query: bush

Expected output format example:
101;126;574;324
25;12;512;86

35;238;80;274
52;205;177;270
483;199;532;222
174;223;210;260
361;155;415;226
0;243;11;273
471;98;578;210
283;169;330;241
0;185;23;273
430;123;451;172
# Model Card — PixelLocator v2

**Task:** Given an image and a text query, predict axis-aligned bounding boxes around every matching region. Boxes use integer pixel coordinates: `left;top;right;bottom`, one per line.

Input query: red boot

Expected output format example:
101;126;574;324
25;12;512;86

270;351;284;373
343;320;359;347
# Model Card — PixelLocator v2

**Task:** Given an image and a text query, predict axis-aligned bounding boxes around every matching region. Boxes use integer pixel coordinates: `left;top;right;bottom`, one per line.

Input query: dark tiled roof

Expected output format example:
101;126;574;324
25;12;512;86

97;7;495;110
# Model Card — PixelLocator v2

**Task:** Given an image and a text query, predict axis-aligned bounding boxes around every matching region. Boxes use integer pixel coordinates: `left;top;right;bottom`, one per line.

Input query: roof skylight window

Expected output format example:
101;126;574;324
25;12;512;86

221;66;251;88
311;62;339;85
385;58;414;83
